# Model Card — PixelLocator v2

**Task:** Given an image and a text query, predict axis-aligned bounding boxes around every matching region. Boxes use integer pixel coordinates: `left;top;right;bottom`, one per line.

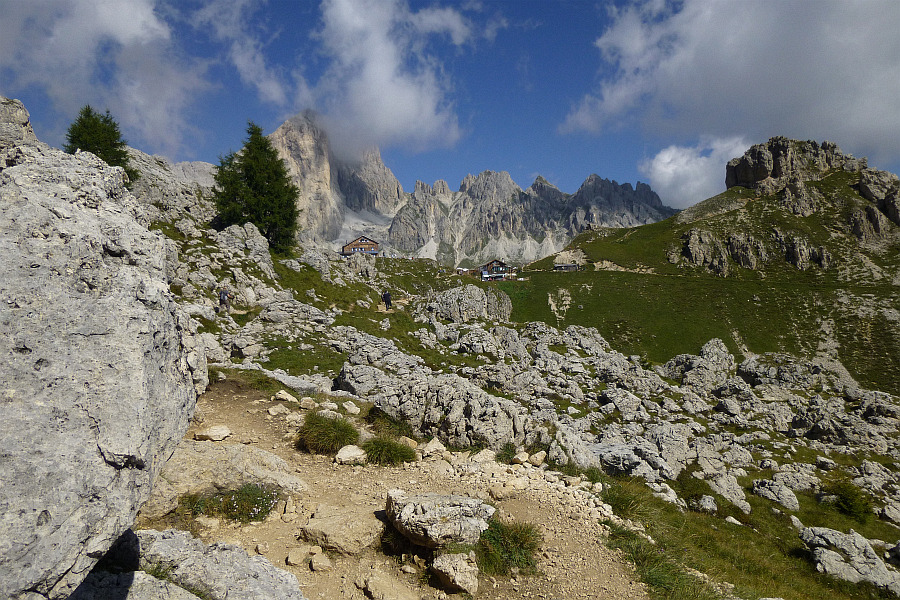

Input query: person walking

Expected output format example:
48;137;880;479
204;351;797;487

217;287;233;314
381;290;392;310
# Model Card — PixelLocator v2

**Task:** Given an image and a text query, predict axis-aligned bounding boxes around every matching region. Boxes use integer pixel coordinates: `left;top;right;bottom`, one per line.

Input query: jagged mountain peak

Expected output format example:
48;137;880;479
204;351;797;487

458;170;520;196
266;110;674;264
725;136;868;195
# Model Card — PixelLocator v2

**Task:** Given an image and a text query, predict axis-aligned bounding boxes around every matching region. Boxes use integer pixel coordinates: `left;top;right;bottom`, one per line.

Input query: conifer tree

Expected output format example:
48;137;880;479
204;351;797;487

212;122;299;252
64;105;138;182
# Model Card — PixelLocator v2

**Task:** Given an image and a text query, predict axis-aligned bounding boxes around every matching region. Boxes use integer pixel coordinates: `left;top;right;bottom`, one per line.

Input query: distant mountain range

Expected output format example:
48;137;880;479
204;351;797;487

268;112;676;267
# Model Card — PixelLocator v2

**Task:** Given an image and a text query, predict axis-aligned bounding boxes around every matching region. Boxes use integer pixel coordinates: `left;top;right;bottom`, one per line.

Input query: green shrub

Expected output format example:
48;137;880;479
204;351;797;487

362;436;416;465
476;519;542;576
296;411;359;454
178;483;280;523
364;406;415;439
822;476;873;522
496;441;517;464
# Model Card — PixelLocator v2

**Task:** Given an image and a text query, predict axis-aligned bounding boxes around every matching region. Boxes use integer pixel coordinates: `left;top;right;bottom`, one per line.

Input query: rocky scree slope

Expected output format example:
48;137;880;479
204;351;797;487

268;111;676;266
130;143;900;596
0;97;204;599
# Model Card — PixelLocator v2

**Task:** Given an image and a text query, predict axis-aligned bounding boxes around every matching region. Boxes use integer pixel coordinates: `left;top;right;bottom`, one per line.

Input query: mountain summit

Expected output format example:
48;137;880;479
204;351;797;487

268;112;676;266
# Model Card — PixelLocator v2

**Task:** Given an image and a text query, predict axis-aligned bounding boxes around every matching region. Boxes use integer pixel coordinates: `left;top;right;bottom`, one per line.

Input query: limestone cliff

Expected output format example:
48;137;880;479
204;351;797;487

0;96;202;599
267;111;675;266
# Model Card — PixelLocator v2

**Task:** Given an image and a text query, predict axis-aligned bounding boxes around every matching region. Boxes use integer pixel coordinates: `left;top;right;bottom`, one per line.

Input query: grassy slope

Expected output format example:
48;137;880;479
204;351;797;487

509;171;900;393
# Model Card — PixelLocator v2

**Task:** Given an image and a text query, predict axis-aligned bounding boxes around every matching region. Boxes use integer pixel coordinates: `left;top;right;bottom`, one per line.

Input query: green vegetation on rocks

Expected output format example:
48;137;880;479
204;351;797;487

64;105;139;182
296;411;359;454
212;121;299;252
177;483;280;523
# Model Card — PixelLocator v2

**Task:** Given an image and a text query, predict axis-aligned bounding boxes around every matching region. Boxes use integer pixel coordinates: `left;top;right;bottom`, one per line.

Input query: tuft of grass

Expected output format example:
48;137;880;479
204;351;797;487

364;406;415;439
495;441;517;464
177;483;280;523
296;411;359;454
362;436;416;465
475;519;542;576
600;478;652;523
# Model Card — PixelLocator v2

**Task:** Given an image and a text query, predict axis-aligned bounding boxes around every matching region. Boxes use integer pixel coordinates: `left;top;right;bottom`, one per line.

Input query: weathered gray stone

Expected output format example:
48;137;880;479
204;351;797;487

297;503;384;555
386;489;495;548
432;553;479;594
0;96;38;149
419;284;512;323
0;112;200;600
801;527;900;595
355;567;419;600
335;444;367;465
134;529;307;600
752;479;800;511
68;570;202;600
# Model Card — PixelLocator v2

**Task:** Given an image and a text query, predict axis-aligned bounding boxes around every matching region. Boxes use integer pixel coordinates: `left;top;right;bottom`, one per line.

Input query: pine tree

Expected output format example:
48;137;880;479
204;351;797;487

212;122;299;252
64;105;138;182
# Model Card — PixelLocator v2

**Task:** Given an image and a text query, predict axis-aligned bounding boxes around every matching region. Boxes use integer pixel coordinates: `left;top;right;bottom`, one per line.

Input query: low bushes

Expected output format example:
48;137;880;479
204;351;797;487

296;411;359;454
363;436;416;465
822;476;873;522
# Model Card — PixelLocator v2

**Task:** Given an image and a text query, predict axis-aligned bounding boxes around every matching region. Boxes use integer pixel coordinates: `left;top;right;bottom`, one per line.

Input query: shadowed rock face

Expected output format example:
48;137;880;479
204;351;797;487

0;96;201;600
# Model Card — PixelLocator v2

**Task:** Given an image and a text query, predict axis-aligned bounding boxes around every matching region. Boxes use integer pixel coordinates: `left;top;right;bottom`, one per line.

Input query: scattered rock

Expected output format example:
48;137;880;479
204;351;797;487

297;503;384;555
195;425;232;441
386;489;495;548
432;553;479;594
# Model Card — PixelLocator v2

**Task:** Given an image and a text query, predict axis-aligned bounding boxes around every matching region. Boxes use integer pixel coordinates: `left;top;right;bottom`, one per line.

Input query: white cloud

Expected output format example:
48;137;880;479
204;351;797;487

561;0;900;169
638;137;750;209
313;0;472;160
0;0;208;157
192;0;289;107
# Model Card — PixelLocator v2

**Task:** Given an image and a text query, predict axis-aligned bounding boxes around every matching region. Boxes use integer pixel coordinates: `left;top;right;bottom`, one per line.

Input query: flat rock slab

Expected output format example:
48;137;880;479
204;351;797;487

135;529;307;600
139;440;307;521
386;489;495;548
297;503;384;555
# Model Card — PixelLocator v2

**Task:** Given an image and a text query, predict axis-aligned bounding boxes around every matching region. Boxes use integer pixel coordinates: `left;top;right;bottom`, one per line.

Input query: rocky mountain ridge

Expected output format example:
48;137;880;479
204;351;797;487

269;112;676;266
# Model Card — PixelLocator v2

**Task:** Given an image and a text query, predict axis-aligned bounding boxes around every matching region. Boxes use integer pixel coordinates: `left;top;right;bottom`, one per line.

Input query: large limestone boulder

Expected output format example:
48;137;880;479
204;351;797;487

800;527;900;595
0;98;200;600
419;284;512;323
386;489;495;548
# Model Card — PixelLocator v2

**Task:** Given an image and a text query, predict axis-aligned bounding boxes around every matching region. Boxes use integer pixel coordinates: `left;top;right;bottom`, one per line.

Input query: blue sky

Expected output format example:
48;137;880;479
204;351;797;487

3;0;900;209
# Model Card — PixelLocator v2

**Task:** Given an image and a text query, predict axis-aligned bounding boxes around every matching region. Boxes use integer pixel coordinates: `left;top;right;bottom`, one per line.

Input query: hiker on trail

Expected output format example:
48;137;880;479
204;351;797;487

381;290;392;310
217;287;233;314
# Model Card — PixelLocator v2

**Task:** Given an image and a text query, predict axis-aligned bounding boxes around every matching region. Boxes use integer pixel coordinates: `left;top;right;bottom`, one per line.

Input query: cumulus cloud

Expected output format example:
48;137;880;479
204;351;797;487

311;0;472;160
0;0;208;156
561;0;900;169
192;0;289;107
638;137;750;209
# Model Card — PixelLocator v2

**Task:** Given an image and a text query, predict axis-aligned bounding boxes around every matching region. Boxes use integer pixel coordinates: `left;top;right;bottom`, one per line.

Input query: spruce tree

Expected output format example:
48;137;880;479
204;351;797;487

64;105;138;182
212;122;299;252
